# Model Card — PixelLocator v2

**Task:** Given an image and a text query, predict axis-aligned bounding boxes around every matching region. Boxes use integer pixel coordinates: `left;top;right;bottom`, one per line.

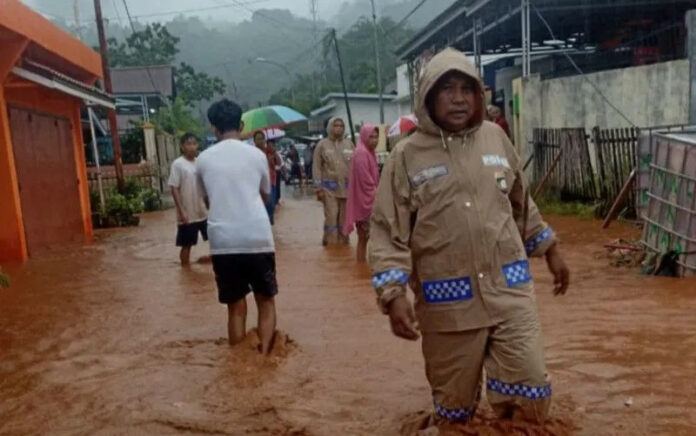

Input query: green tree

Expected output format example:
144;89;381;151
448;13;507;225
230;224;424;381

106;23;226;106
107;23;178;67
270;17;414;114
175;63;226;108
151;97;206;138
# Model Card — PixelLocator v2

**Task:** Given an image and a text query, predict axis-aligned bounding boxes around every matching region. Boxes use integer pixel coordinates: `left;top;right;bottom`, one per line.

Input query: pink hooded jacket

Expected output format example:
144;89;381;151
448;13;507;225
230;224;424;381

343;124;380;235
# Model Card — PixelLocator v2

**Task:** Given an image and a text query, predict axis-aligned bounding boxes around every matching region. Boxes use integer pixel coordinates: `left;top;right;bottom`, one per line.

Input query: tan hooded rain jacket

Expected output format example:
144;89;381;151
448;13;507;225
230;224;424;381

368;49;557;332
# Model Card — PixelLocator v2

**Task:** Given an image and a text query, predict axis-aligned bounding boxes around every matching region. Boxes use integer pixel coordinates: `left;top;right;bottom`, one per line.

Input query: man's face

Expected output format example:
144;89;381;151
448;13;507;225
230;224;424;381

182;139;199;157
254;134;266;148
332;120;345;139
429;71;478;132
367;129;379;150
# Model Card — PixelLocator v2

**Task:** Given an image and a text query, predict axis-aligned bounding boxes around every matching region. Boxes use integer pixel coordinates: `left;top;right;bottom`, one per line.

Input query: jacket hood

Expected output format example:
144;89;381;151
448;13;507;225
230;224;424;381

415;48;485;136
326;116;344;139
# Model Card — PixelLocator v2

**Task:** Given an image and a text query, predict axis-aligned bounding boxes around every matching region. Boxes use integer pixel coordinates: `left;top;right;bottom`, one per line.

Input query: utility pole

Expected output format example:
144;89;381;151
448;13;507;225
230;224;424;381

331;28;356;145
93;0;125;192
74;0;83;41
309;0;319;99
370;0;384;124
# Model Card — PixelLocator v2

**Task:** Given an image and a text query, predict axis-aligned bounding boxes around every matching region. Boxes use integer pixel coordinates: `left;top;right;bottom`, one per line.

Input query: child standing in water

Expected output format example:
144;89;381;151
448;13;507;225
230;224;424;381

169;133;209;266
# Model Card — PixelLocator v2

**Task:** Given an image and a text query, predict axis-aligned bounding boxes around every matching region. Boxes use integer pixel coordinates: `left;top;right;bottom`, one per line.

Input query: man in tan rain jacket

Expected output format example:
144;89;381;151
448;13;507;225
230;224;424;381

313;117;355;245
368;48;570;425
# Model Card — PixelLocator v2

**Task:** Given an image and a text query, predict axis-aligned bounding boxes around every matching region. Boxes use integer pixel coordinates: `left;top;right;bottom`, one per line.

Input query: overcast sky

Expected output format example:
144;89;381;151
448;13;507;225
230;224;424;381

21;0;342;25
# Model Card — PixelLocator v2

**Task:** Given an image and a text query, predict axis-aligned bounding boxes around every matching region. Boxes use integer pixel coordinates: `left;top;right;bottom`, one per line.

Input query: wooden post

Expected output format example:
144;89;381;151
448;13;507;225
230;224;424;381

94;0;125;192
602;169;637;229
533;149;563;200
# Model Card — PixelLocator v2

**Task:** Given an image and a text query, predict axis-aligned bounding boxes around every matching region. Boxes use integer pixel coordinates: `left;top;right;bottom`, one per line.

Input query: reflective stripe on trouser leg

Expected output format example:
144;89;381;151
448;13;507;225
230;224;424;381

484;303;551;424
322;190;340;245
421;328;488;423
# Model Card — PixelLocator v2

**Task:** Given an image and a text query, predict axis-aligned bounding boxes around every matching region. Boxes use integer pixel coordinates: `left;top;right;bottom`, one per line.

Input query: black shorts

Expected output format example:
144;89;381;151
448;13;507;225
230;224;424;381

176;220;208;247
211;253;278;304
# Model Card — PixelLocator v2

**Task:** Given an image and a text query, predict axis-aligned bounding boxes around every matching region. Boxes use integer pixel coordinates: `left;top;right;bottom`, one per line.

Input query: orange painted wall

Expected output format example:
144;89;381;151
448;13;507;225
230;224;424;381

0;83;93;261
0;1;102;79
0;88;28;262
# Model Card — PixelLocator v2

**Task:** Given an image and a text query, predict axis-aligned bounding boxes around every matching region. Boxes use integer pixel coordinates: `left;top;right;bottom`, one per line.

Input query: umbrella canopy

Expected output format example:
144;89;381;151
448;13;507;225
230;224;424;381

388;114;418;137
241;105;307;137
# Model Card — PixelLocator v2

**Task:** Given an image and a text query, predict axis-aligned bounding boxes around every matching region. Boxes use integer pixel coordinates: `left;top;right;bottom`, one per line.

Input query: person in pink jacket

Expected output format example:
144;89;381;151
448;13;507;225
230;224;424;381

343;124;380;262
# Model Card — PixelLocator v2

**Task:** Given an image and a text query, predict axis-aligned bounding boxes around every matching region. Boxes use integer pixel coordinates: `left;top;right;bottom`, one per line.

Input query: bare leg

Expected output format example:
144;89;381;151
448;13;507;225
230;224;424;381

356;227;368;263
180;247;191;266
227;298;247;346
253;293;277;355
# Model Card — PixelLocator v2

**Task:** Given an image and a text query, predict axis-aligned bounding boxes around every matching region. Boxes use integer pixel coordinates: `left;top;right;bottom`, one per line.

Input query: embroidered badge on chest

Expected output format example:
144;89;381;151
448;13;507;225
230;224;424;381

410;165;448;186
495;171;509;193
482;155;511;168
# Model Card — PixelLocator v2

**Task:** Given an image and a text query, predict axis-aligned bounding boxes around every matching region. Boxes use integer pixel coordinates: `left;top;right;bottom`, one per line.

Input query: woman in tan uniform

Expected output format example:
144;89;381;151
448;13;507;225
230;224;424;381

313;117;355;245
368;48;570;426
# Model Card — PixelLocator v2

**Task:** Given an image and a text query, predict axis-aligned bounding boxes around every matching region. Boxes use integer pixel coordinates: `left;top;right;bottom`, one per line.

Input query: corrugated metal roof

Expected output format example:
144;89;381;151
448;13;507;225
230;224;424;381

111;66;174;96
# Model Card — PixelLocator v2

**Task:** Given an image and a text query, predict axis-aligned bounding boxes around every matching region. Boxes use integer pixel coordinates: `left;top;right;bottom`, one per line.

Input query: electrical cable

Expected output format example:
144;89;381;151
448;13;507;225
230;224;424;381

532;4;637;127
121;0;171;108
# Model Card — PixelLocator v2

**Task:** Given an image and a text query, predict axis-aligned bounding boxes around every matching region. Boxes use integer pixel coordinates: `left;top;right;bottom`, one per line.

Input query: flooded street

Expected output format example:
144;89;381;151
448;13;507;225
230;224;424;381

2;194;696;436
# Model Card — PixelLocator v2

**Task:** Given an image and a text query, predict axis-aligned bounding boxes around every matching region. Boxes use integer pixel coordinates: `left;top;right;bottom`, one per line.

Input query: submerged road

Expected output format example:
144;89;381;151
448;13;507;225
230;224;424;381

2;192;696;435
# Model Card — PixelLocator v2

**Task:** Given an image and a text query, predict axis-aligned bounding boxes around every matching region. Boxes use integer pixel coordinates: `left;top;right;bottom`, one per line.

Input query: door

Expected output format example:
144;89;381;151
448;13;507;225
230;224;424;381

9;107;83;254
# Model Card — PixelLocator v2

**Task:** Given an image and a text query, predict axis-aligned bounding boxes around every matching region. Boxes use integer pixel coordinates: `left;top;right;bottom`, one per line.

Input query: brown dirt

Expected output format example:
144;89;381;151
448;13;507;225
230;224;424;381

2;194;696;435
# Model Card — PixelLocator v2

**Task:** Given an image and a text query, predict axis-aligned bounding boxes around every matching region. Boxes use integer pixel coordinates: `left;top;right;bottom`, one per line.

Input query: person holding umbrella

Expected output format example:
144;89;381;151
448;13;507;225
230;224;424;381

313;117;355;246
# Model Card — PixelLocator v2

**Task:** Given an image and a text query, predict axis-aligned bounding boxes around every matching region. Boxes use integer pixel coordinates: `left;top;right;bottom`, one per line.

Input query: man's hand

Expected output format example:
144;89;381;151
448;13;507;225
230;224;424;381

177;211;189;225
545;243;570;296
316;189;325;202
387;295;420;340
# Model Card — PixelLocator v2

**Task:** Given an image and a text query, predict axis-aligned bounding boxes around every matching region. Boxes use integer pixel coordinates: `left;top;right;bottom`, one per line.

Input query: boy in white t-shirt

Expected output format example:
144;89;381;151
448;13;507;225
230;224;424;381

168;133;208;266
196;99;278;355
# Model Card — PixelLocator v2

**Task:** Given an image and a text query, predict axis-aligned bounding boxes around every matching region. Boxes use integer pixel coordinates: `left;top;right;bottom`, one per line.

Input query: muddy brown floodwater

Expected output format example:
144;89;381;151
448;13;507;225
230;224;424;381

2;192;696;436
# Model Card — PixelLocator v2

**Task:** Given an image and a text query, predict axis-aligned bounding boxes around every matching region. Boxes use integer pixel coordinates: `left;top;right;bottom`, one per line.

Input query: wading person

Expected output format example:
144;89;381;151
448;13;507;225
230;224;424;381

254;131;280;225
488;104;511;138
313;117;355;245
197;99;278;355
368;49;570;426
343;124;380;262
169;133;208;266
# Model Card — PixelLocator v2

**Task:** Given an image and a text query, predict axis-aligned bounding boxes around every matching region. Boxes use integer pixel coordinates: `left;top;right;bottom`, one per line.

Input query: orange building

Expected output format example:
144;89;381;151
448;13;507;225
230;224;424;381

0;1;113;262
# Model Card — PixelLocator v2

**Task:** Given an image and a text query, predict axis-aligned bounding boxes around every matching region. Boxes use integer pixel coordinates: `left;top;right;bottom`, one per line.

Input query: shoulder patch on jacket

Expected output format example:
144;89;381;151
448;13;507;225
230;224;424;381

410;164;448;186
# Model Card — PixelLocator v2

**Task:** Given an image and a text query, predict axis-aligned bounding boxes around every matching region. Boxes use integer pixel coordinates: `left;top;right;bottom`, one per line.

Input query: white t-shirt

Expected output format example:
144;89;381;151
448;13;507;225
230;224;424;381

195;139;274;255
167;156;208;224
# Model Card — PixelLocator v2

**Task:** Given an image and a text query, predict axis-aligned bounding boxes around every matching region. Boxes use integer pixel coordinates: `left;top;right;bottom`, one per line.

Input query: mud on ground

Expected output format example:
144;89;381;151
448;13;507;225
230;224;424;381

2;195;696;435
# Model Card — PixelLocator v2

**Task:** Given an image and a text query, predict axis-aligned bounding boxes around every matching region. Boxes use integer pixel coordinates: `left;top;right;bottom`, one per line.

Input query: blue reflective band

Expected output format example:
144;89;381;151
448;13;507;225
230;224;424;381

321;180;339;190
422;277;473;303
502;260;532;288
487;378;552;399
372;269;409;290
434;401;475;423
525;227;554;255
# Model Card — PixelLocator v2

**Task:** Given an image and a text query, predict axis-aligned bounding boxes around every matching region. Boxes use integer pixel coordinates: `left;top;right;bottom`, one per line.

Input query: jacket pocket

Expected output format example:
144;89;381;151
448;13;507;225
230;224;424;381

417;254;473;305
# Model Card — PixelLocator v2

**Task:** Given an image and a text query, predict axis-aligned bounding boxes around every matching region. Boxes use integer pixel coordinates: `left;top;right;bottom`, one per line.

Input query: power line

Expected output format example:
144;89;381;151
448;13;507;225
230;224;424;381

385;0;426;36
127;0;271;20
532;4;637;128
121;0;170;108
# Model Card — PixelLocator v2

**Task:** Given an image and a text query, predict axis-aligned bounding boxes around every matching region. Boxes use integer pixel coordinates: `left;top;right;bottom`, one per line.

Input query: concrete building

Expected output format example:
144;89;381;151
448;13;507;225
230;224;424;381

0;1;112;261
394;0;695;154
309;93;399;133
111;65;174;132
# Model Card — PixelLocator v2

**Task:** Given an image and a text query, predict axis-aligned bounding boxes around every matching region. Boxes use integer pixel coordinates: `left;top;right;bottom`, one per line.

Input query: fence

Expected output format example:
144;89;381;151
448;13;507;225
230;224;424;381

593;127;639;217
532;128;596;202
87;163;158;193
155;133;179;192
